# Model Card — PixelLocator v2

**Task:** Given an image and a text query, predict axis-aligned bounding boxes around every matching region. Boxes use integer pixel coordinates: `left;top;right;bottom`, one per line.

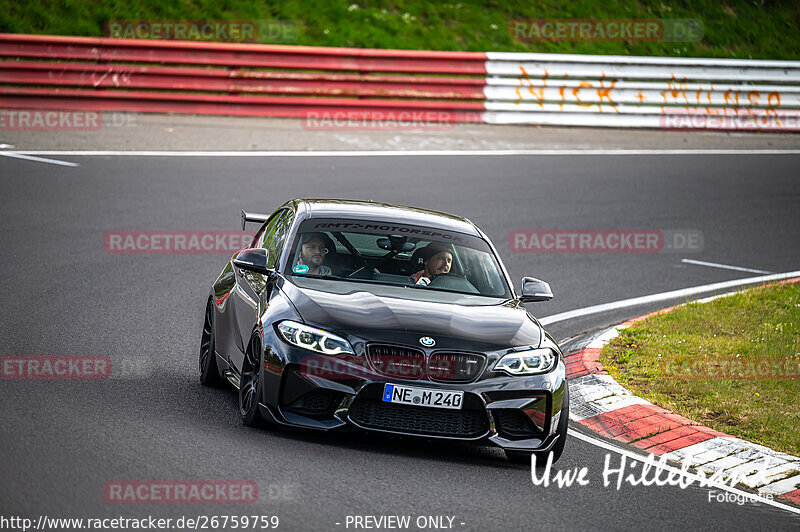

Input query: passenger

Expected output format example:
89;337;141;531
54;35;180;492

295;233;332;276
411;243;452;285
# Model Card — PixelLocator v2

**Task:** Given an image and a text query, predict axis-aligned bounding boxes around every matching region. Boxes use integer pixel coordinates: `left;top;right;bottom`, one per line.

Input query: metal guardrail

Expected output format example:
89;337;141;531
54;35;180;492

1;33;798;131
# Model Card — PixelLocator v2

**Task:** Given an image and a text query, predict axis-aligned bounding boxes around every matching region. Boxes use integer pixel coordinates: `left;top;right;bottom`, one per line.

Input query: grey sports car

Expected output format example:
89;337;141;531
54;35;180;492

200;199;568;463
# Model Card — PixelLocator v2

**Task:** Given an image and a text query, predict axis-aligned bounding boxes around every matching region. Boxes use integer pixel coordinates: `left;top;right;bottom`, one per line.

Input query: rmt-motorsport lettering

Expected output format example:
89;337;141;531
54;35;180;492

313;222;468;243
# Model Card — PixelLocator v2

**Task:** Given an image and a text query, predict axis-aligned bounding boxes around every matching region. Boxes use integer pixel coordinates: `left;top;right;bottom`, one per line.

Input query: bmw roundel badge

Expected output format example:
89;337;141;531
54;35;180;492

419;336;435;347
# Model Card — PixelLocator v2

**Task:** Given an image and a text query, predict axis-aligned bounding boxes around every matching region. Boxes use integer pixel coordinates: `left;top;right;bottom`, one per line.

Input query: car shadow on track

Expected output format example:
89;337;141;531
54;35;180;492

157;370;525;470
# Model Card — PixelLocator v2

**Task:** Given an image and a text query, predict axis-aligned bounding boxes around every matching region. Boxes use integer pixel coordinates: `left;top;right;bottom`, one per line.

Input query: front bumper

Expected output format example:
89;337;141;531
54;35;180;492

259;341;567;452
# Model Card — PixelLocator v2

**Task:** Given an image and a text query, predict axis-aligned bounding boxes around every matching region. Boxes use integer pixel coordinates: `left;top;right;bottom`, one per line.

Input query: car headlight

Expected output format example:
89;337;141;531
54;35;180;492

494;348;556;375
276;320;354;355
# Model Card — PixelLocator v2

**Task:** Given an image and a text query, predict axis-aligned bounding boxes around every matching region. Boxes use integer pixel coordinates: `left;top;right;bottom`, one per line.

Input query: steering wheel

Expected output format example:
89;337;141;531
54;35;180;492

426;272;480;293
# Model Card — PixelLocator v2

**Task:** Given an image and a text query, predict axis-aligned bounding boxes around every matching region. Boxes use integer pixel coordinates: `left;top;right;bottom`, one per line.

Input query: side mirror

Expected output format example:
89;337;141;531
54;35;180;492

233;248;272;275
519;277;553;303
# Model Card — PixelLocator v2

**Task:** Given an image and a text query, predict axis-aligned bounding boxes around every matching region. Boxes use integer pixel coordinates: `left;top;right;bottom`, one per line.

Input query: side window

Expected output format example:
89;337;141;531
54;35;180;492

255;214;280;250
259;210;293;269
250;220;270;249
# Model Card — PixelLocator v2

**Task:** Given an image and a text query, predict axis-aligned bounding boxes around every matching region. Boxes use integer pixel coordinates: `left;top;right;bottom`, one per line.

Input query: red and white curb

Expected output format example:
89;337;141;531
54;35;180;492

564;283;800;506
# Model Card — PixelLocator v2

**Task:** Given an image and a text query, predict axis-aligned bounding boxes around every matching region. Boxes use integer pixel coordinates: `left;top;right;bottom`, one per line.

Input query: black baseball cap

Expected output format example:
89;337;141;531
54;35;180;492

421;242;452;262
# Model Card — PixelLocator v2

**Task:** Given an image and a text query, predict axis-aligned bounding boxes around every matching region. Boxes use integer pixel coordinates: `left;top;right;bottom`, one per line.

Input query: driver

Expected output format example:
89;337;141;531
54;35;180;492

411;242;452;285
295;233;332;276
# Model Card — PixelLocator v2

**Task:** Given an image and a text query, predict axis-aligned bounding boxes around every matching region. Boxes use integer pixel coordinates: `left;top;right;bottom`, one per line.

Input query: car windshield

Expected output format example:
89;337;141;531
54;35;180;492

285;218;511;299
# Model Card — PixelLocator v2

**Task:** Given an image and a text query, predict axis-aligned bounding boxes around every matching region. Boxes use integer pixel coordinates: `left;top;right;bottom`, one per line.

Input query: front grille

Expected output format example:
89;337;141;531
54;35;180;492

367;344;425;380
493;409;545;438
427;352;484;382
367;344;484;383
285;389;342;416
349;397;489;438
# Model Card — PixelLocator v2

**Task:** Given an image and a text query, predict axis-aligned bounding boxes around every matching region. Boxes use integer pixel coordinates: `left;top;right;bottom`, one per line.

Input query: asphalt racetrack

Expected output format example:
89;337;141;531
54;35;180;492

1;151;799;530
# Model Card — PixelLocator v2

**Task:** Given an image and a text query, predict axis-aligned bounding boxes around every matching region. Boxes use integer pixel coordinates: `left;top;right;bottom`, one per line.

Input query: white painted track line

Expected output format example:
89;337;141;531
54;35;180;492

0;152;79;167
681;259;773;274
6;149;800;157
540;269;800;325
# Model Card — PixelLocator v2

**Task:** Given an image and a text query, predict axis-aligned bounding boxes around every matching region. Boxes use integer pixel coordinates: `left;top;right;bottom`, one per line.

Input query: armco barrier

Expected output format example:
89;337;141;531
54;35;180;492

1;33;799;131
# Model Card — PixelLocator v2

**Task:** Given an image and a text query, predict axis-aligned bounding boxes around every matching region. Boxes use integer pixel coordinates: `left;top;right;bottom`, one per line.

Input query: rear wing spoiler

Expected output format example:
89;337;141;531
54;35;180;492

241;210;269;230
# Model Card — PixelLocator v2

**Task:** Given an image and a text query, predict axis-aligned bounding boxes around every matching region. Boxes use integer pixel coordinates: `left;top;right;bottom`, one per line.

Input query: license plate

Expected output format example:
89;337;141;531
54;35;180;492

382;384;463;410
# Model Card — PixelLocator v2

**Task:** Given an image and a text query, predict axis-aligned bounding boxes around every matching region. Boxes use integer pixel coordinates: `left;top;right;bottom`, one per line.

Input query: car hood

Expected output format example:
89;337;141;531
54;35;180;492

280;279;542;351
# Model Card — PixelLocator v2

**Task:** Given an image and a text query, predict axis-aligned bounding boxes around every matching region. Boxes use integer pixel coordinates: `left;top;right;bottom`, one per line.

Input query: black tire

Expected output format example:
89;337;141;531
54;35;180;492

239;333;265;427
199;298;224;387
506;382;569;465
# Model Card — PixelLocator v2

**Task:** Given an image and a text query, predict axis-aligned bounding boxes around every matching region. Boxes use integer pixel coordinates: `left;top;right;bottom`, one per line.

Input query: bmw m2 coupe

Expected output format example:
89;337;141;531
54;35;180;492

199;199;568;463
